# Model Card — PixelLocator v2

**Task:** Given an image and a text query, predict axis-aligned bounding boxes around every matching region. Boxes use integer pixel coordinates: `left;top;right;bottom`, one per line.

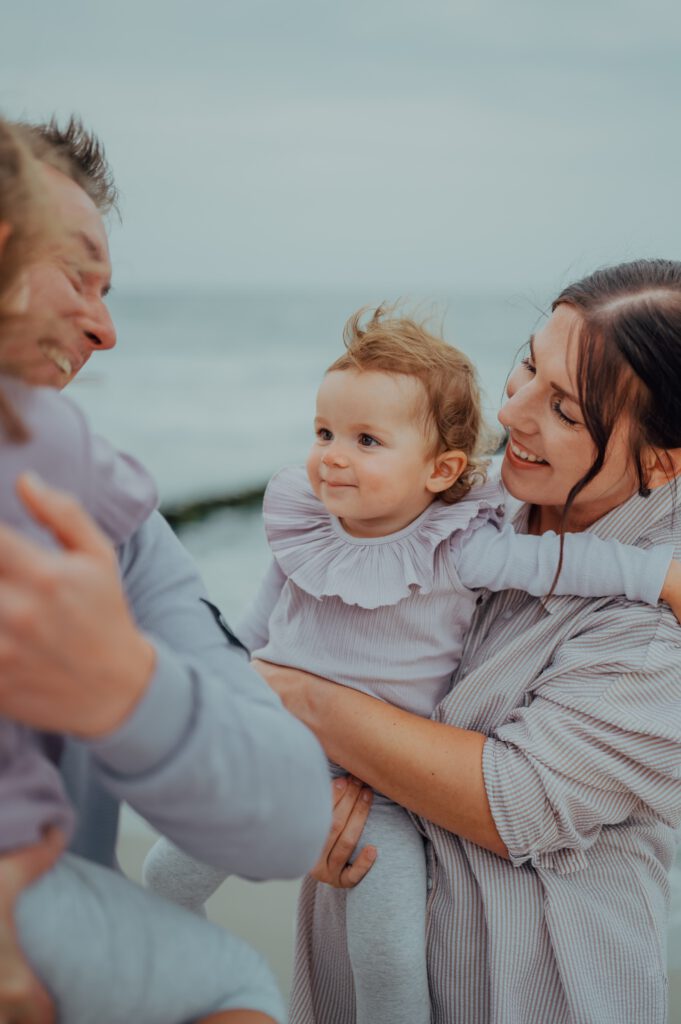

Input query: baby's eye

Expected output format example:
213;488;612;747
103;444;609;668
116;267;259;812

316;427;333;442
520;356;536;375
358;433;380;447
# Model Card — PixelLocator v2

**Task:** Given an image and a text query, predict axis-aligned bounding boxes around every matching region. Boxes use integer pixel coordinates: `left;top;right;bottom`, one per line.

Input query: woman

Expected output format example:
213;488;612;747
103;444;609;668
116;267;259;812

256;259;681;1024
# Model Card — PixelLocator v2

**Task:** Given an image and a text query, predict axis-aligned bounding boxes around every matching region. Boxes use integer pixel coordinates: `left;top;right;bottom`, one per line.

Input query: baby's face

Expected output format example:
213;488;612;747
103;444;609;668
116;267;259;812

307;369;438;538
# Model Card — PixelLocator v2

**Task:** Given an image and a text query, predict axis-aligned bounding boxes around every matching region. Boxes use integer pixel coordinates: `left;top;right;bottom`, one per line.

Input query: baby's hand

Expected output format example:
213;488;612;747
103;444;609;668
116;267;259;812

660;559;681;624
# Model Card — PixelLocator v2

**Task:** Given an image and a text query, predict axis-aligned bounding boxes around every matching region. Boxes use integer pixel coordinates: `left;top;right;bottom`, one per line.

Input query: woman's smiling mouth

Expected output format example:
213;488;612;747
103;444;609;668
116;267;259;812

507;438;549;466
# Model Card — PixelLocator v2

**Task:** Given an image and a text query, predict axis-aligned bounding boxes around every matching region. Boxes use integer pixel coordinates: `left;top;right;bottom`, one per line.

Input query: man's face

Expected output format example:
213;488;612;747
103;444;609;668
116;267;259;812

25;164;116;388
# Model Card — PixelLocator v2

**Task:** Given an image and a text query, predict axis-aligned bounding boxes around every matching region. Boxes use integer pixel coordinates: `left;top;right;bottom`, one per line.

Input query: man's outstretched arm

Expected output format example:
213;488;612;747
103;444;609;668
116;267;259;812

0;474;331;877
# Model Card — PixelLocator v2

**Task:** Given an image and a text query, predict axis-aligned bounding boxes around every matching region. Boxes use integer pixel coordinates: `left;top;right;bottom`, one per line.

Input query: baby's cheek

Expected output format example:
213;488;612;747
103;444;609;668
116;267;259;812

305;453;322;497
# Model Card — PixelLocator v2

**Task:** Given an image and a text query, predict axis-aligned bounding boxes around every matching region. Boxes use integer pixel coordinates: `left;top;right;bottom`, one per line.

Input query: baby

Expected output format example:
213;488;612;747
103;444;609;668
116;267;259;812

0;118;283;1024
144;307;681;1024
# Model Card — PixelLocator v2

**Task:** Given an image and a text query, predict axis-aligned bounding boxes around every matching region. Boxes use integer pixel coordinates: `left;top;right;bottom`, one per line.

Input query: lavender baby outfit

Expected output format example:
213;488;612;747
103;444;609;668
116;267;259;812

144;465;672;1024
1;376;286;1024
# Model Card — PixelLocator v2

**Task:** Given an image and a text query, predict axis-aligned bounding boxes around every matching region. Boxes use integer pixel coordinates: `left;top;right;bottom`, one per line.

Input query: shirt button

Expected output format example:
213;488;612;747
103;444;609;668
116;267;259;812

503;609;514;620
426;876;433;891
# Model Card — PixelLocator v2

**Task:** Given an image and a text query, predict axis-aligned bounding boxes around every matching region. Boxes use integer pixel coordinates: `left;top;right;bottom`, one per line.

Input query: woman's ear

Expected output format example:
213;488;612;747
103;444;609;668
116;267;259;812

426;450;468;494
645;447;681;490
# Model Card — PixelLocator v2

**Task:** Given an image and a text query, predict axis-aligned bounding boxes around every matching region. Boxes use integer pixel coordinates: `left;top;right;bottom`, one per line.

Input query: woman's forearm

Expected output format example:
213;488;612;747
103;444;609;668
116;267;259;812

263;664;508;859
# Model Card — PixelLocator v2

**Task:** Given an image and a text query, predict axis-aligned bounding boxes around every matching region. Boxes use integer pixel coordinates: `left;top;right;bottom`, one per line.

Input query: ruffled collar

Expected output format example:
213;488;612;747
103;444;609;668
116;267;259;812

263;465;505;609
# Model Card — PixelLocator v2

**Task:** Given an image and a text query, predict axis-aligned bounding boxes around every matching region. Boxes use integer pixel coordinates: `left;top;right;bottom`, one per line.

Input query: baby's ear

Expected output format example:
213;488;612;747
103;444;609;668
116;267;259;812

427;450;467;494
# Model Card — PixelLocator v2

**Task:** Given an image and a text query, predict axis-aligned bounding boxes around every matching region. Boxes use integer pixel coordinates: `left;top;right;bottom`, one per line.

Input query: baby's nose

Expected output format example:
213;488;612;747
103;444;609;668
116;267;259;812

322;446;349;467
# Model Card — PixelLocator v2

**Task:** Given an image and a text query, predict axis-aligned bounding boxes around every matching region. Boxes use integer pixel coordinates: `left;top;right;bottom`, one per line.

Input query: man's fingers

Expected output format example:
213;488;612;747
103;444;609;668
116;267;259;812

0;522;61;585
15;473;113;559
312;779;375;887
327;779;370;856
339;845;377;889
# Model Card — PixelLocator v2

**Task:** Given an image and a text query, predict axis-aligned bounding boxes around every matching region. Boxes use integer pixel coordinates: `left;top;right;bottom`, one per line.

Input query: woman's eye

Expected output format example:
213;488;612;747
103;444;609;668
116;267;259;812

520;356;536;374
358;433;380;447
550;399;578;427
317;428;333;442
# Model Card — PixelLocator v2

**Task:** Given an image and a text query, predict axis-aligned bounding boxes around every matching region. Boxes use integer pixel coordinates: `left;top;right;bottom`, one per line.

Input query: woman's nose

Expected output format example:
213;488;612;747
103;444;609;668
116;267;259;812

498;369;535;432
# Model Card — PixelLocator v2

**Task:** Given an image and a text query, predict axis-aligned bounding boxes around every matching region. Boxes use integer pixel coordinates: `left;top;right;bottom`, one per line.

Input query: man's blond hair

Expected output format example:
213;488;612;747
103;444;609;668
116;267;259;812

13;115;118;215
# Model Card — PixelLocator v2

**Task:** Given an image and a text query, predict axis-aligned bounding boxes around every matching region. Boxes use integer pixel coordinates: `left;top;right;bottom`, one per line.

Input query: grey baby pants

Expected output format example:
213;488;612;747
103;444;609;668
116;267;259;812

16;852;285;1024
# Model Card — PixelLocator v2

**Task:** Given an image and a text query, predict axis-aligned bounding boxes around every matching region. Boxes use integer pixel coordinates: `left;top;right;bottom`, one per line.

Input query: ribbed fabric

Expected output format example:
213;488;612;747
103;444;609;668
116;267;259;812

244;466;674;720
289;482;681;1024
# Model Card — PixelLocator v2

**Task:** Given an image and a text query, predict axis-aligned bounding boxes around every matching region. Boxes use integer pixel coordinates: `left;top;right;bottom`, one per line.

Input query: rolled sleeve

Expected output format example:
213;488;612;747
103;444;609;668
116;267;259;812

481;616;681;873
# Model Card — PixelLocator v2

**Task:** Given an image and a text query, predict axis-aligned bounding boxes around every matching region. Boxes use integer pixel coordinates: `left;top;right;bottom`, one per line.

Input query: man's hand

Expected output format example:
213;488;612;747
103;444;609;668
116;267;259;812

251;659;320;733
0;473;155;738
309;777;376;889
0;827;65;1024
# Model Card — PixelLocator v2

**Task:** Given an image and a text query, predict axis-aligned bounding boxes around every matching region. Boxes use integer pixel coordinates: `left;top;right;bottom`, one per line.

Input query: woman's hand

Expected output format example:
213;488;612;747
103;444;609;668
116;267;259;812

0;827;65;1024
310;777;376;889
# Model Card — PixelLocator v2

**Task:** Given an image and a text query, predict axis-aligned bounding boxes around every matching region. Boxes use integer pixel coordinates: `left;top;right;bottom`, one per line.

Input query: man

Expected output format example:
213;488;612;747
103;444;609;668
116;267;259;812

0;117;332;1017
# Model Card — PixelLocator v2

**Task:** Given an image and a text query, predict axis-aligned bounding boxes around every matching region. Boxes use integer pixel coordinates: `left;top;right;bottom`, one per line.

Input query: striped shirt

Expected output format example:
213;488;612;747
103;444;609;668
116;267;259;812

289;482;681;1024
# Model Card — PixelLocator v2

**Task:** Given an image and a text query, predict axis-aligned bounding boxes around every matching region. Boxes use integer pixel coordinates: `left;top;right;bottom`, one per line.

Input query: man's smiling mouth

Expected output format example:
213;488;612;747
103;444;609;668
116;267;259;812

38;342;73;377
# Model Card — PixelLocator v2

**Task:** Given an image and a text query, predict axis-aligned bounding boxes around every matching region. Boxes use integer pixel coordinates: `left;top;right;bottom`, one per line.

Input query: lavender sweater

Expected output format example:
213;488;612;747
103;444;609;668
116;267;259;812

0;375;157;852
238;466;673;717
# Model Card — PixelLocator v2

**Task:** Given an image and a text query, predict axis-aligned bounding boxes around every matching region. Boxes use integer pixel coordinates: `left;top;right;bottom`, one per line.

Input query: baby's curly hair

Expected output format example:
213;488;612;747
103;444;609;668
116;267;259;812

328;306;496;504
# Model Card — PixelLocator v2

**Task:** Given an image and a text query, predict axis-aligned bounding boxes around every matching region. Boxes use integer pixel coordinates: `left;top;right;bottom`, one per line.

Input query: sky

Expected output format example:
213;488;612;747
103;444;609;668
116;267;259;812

2;0;680;293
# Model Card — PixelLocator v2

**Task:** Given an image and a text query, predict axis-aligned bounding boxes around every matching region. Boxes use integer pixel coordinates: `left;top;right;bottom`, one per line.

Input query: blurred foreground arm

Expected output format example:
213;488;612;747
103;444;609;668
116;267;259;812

3;475;331;876
0;828;64;1024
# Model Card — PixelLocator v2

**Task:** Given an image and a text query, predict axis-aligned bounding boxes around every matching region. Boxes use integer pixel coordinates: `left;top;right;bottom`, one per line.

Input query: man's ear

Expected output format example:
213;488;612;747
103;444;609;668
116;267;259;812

426;450;467;495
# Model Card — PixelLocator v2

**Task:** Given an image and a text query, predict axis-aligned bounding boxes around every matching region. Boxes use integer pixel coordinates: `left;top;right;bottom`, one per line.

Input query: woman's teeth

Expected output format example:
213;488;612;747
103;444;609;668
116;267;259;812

510;441;548;465
39;343;72;376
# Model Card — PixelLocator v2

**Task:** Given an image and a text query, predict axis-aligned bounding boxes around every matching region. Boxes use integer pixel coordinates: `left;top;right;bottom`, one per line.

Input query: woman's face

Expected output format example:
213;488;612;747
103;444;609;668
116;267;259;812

498;303;641;532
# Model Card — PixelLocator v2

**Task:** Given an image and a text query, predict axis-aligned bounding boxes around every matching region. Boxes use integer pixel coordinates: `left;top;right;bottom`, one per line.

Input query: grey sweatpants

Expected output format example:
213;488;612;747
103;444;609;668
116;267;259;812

144;789;430;1024
344;792;430;1024
15;852;285;1024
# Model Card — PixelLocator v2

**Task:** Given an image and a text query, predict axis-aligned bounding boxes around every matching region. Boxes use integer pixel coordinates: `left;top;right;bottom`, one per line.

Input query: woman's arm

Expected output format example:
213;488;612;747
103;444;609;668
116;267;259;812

252;660;508;859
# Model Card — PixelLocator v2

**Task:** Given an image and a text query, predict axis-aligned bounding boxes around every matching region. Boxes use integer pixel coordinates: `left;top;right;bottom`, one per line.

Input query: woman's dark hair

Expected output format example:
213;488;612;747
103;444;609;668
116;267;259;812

553;261;681;535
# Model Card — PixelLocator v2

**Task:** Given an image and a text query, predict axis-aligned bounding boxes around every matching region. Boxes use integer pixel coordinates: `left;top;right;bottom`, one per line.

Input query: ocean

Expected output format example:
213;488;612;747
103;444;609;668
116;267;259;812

68;287;680;984
70;287;540;507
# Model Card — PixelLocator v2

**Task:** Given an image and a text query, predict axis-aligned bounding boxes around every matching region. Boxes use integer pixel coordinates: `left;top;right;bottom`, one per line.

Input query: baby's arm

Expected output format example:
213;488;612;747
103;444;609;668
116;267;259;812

456;521;674;606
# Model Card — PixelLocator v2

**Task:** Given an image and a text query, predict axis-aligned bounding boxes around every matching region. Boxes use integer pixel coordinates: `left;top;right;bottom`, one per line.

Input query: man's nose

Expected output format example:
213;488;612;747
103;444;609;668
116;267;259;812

83;301;116;351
